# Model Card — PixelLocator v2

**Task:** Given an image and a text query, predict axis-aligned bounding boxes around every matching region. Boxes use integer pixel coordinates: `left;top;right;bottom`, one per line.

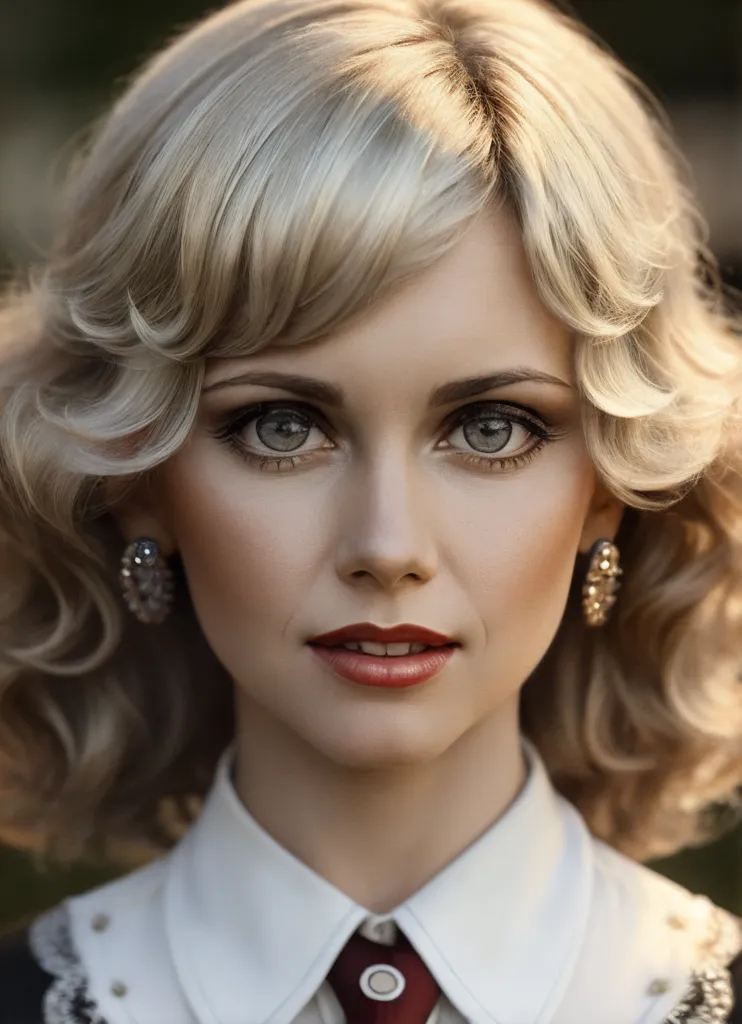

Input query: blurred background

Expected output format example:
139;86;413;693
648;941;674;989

1;0;742;928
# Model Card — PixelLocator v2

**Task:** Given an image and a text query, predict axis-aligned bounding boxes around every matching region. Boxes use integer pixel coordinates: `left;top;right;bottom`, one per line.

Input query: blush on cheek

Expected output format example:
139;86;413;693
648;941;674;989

162;465;325;667
456;464;589;662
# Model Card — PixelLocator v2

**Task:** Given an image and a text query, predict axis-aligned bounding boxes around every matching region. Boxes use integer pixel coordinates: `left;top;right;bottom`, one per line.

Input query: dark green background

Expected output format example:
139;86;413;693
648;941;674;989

0;0;741;927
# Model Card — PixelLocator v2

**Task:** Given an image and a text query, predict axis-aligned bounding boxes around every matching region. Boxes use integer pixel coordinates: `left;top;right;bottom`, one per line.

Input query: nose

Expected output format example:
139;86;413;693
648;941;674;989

333;452;438;591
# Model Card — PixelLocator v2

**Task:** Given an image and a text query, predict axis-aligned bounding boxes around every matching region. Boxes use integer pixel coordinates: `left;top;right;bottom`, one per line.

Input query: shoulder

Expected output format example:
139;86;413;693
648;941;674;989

0;900;120;1024
0;856;170;1024
580;836;742;1023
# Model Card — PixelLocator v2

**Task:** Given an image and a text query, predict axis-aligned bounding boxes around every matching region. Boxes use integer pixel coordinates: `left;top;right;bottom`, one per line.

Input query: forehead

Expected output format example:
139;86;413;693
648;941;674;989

204;203;574;388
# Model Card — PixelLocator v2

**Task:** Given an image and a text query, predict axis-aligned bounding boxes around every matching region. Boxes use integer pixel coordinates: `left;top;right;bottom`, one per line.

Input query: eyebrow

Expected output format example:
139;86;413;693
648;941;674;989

201;368;573;406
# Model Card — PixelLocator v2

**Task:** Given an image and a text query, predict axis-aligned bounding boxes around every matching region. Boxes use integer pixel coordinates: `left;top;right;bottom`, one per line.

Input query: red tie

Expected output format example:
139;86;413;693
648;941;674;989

326;928;441;1023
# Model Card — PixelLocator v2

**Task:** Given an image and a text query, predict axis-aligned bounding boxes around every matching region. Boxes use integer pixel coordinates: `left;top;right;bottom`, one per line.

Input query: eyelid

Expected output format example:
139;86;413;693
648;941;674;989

213;398;554;436
213;400;332;434
444;399;554;437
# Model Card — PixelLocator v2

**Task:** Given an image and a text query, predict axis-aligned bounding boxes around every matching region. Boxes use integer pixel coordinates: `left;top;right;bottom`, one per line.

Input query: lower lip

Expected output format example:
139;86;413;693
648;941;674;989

308;644;457;688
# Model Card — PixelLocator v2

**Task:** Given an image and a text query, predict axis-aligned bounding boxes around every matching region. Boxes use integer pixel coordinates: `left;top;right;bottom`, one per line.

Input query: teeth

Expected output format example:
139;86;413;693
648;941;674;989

386;642;420;656
358;638;386;655
341;641;430;656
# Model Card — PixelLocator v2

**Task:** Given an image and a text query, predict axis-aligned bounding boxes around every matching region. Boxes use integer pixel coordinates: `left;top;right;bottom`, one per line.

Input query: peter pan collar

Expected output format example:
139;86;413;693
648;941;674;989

161;739;593;1024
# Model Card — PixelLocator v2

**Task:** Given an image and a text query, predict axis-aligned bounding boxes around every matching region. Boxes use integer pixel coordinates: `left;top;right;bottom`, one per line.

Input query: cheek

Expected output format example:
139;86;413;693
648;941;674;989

447;447;593;645
156;446;325;641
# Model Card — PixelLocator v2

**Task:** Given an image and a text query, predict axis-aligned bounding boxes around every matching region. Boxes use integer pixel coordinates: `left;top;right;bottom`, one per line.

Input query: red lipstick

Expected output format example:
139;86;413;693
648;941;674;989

307;622;459;688
308;622;455;646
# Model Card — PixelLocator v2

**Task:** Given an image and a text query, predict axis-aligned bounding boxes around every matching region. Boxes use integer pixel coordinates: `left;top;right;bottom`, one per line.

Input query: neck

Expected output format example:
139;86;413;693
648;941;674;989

233;695;526;914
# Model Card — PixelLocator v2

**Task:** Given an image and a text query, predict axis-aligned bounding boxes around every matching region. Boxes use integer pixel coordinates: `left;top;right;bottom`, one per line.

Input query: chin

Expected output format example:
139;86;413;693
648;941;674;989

308;718;456;770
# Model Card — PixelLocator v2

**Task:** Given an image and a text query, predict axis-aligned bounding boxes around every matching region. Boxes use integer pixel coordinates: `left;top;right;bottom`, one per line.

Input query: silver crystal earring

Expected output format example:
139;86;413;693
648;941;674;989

119;537;175;624
581;538;622;628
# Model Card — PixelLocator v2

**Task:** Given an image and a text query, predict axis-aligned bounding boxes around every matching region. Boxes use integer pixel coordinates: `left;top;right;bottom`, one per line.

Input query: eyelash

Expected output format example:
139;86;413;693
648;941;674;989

209;400;563;474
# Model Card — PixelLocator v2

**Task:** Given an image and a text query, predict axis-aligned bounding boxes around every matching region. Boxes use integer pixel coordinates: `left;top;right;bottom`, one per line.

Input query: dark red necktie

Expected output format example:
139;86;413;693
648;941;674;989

326;928;441;1023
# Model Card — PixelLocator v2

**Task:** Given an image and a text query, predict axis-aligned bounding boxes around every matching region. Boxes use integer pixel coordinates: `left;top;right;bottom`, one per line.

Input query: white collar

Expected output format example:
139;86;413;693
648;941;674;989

62;739;742;1024
161;740;593;1024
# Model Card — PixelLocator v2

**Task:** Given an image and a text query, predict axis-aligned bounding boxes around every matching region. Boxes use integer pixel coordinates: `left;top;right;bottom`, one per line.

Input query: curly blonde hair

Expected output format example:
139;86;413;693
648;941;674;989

1;0;741;864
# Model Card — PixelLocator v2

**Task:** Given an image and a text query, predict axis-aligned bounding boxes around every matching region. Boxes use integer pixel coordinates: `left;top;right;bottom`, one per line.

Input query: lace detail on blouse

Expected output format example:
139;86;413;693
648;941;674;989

664;964;735;1023
664;904;742;1023
28;903;109;1024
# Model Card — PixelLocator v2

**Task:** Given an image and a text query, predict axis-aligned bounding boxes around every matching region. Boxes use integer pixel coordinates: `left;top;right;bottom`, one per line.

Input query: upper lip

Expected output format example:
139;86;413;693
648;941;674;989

308;622;458;646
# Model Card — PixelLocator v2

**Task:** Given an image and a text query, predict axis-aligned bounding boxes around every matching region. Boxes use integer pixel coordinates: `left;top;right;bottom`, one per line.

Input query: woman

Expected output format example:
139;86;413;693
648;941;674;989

1;0;741;1020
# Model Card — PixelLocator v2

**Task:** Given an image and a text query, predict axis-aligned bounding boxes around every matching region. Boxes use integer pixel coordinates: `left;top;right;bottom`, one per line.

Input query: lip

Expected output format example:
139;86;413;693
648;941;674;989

309;644;457;688
307;622;457;646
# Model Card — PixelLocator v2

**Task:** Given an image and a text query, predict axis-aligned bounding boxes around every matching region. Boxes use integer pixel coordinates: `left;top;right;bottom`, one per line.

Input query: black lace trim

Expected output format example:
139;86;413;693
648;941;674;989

665;964;735;1022
28;904;108;1024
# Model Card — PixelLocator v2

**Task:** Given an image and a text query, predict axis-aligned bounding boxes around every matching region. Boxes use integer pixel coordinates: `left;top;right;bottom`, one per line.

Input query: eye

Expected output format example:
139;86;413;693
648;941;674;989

250;406;318;452
439;401;555;469
209;401;333;470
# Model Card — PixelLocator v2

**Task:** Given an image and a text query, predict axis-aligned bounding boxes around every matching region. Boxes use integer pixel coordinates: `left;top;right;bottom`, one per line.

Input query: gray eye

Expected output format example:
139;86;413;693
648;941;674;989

463;417;512;453
256;410;312;452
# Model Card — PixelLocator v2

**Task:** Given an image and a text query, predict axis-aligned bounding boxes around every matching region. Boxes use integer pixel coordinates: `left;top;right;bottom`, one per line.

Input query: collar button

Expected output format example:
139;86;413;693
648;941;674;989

360;964;407;1002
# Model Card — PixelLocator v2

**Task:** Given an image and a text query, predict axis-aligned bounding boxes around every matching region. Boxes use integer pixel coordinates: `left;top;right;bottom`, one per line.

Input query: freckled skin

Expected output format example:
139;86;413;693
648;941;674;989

119;203;623;910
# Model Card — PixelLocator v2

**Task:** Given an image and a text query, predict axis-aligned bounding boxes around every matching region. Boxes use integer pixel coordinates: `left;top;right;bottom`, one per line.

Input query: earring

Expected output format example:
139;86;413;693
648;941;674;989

582;539;622;628
119;537;175;624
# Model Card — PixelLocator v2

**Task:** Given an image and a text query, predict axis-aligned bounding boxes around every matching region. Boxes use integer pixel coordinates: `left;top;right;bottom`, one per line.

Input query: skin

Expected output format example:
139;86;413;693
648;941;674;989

118;201;623;913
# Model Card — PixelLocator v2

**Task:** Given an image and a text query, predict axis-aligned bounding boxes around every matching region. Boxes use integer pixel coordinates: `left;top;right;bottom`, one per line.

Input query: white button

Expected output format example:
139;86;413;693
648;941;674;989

359;963;406;1001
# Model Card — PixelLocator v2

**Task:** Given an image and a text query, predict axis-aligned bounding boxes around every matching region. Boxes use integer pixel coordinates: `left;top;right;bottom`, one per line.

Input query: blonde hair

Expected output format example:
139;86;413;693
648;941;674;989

1;0;741;863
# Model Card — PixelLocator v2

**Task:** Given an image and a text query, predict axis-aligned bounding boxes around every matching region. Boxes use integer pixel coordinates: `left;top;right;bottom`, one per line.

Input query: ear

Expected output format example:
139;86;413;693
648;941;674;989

577;478;625;555
105;471;177;557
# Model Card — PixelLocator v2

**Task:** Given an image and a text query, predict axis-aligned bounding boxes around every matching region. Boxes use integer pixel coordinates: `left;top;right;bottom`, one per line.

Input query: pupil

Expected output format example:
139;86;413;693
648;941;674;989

464;417;512;453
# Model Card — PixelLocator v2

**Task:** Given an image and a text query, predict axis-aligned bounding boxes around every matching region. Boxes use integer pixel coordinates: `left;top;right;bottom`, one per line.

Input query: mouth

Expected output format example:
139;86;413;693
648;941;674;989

306;623;460;688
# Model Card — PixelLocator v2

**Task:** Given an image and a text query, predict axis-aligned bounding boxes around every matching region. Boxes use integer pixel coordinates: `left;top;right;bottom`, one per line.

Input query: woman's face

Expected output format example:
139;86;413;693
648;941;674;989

132;203;622;768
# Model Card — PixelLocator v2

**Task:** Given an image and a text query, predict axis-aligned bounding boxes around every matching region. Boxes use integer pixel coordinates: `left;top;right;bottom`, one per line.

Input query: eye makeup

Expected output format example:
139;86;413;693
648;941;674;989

206;397;569;475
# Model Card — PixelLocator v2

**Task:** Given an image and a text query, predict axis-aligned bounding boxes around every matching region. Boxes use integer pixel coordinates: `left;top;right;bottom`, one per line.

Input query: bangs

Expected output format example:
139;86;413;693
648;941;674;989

59;0;684;372
65;9;499;366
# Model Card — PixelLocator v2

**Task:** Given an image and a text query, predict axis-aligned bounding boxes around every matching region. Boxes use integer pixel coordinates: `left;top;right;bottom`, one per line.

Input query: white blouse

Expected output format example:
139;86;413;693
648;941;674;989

29;740;742;1024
